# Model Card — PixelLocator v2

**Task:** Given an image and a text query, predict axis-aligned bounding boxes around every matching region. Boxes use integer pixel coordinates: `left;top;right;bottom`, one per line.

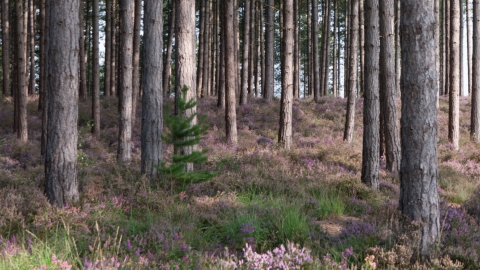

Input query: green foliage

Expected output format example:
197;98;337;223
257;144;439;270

157;86;215;185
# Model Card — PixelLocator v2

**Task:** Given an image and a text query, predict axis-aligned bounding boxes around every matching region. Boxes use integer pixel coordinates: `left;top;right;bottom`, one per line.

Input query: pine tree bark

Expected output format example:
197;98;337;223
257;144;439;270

117;0;134;162
2;0;10;97
28;0;35;96
163;0;175;98
141;0;163;180
225;0;238;144
343;0;358;143
468;0;473;96
293;0;300;99
380;0;401;174
217;0;225;108
45;0;80;207
264;0;274;102
361;0;380;189
105;0;112;97
358;0;364;96
39;0;46;111
92;0;100;138
312;0;320;101
332;0;338;97
248;0;255;98
41;0;49;157
472;0;480;141
130;0;141;127
279;0;294;150
322;0;331;96
197;0;205;97
16;0;28;142
449;0;460;150
399;0;440;258
111;0;117;97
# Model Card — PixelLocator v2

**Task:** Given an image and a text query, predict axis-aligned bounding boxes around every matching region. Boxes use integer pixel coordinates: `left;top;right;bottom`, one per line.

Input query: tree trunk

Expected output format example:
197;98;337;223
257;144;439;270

39;0;46;111
202;0;212;97
197;0;205;97
41;0;49;156
332;0;338;97
380;0;401;174
141;0;163;180
131;0;141;126
28;0;35;96
2;0;10;97
225;0;238;144
79;0;87;100
293;0;300;99
343;0;358;143
472;0;480;141
264;0;274;102
248;0;255;98
16;0;28;142
468;0;473;96
105;0;112;97
399;0;440;258
361;0;380;189
312;0;320;101
449;0;460;150
279;0;294;150
163;0;175;98
45;0;80;207
323;0;331;96
117;0;134;162
395;0;400;94
445;0;450;96
111;0;117;96
217;0;225;108
358;0;364;96
92;0;100;138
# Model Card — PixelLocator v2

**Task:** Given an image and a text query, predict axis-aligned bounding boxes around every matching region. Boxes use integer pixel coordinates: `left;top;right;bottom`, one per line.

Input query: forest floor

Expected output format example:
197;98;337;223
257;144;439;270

0;95;479;269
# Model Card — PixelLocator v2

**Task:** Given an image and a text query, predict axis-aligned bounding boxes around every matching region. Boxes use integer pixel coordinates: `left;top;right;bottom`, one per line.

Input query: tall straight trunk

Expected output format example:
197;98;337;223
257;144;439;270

259;0;265;97
248;0;255;98
293;0;300;98
344;0;350;97
79;0;87;100
449;0;460;150
380;0;401;174
197;0;205;97
435;0;440;105
141;0;163;180
440;0;445;99
472;0;480;141
2;0;9;97
105;0;112;97
468;0;473;95
217;0;225;108
279;0;294;150
28;0;35;96
343;0;358;143
322;0;331;96
395;0;400;94
202;0;211;97
264;0;274;102
92;0;100;138
163;0;175;98
400;0;440;258
307;0;313;97
361;0;380;189
117;0;134;162
38;0;46;110
41;0;49;156
176;0;198;170
131;0;141;126
225;0;238;144
332;0;338;97
445;0;450;95
312;0;320;101
254;0;261;97
16;0;28;142
45;0;80;207
111;0;117;96
358;0;364;96
460;0;464;97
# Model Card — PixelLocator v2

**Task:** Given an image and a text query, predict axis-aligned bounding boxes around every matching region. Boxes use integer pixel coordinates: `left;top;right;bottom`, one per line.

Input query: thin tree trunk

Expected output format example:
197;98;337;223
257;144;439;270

162;0;175;98
312;0;320;101
248;0;255;98
322;0;331;96
343;0;358;143
16;0;28;142
332;0;338;97
225;0;238;144
395;0;400;94
111;0;117;96
445;0;450;95
92;0;100;138
264;0;274;102
105;0;112;97
358;0;364;96
279;0;294;150
399;0;440;258
131;0;141;126
435;0;440;106
79;0;87;100
471;0;480;141
117;0;134;162
141;0;163;180
380;0;401;174
293;0;300;98
202;0;211;97
197;0;205;97
449;0;460;150
468;0;473;95
28;0;35;96
1;0;9;97
45;0;80;207
217;0;225;108
39;0;46;111
41;0;49;156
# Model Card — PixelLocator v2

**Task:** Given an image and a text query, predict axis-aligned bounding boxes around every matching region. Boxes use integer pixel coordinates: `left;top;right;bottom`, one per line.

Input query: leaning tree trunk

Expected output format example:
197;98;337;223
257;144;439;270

2;0;10;97
92;0;101;138
16;0;28;142
472;0;480;141
225;0;238;145
264;0;274;102
361;0;380;189
380;0;401;174
400;0;440;259
449;0;460;150
117;0;134;162
141;0;163;180
176;0;198;170
45;0;80;207
279;0;294;150
343;0;359;143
